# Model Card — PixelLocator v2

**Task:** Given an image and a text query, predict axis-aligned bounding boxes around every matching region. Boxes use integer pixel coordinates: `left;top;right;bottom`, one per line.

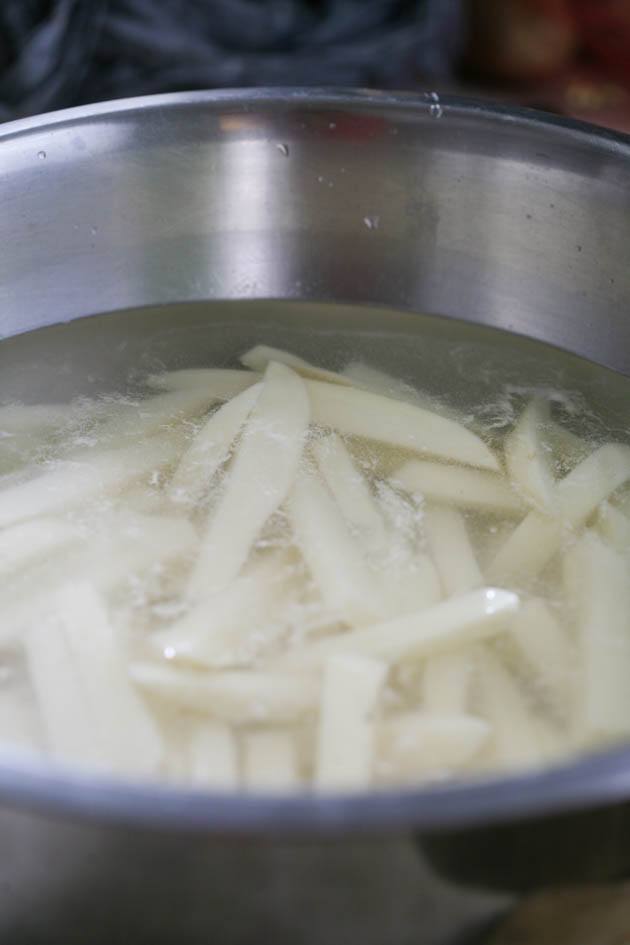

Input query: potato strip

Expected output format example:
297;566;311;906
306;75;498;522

424;505;483;595
505;399;556;512
240;345;351;386
394;461;521;514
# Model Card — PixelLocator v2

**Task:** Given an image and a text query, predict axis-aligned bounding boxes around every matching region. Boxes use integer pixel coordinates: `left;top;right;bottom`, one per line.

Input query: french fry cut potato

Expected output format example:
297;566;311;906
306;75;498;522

288;468;381;625
596;501;630;554
0;517;84;576
306;380;500;471
563;531;630;740
130;665;320;724
243;730;299;790
188;362;310;598
393;461;521;514
505;399;556;512
147;368;259;398
424;505;483;596
0;437;181;529
486;511;562;585
55;582;163;775
169;383;261;505
240;345;351;386
187;721;238;788
315;655;387;789
378;714;489;780
423;649;476;715
556;443;630;525
509;599;575;710
282;588;519;669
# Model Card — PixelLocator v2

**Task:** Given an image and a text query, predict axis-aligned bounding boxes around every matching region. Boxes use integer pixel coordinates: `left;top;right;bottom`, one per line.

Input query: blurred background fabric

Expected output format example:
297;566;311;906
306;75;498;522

1;0;630;132
0;0;462;121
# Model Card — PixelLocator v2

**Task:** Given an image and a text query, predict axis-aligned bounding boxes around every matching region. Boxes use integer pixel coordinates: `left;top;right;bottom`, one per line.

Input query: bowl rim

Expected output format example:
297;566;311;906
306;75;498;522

2;87;630;834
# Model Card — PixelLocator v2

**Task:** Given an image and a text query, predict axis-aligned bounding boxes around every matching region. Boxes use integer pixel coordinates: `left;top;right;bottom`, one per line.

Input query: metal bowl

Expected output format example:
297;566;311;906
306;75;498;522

1;89;630;945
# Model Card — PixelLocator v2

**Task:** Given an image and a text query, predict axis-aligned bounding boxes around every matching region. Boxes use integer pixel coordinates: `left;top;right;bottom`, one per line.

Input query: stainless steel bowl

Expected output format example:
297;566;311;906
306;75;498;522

1;89;630;945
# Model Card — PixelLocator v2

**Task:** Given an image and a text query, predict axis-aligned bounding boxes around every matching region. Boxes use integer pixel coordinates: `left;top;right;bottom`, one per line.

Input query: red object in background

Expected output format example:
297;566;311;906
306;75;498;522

573;0;630;81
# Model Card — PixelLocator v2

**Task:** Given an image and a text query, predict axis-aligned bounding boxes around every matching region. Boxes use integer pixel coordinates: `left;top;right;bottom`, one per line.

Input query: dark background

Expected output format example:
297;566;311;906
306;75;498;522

1;0;630;131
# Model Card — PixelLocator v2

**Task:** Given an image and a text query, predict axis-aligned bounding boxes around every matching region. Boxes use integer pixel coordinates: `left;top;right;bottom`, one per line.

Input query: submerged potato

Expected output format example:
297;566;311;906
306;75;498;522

0;342;627;791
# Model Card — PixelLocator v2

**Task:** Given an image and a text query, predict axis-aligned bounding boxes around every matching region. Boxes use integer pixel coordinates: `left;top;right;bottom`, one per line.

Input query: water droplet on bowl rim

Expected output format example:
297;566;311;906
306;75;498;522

276;143;289;157
37;151;46;160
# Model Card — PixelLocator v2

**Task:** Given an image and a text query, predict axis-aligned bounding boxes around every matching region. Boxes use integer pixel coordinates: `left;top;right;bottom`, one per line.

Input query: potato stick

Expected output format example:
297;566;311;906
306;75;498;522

240;345;351;386
424;505;483;595
556;443;630;525
130;665;320;724
25;619;104;768
509;599;574;708
505;399;556;512
281;588;518;669
0;436;181;528
242;730;299;790
394;461;522;514
596;501;630;554
288;468;381;625
95;387;217;443
312;433;387;544
545;418;589;469
475;649;556;768
0;517;84;576
486;512;563;585
55;582;163;775
0;515;198;643
156;556;290;668
187;720;238;788
188;362;309;599
378;714;489;777
423;649;476;715
614;489;630;518
340;361;467;425
168;383;261;505
307;380;499;471
379;555;443;619
563;531;630;740
147;368;259;398
315;655;387;789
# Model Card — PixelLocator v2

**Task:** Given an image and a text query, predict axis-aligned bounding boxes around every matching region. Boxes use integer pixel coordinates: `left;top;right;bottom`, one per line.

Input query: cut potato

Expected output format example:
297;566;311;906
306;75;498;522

557;443;630;525
306;380;499;471
169;383;261;505
243;730;299;789
423;649;476;715
378;713;489;779
508;599;575;710
147;368;259;398
505;399;556;512
0;517;84;576
394;461;522;514
188;362;310;598
596;501;630;554
240;345;351;386
486;511;563;585
563;531;630;740
187;720;238;788
424;505;482;595
315;655;387;789
281;588;519;669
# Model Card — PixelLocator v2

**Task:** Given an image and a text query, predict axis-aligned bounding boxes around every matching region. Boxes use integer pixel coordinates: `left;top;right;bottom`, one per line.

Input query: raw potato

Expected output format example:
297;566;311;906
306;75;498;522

188;362;310;598
306;379;500;471
315;655;387;789
3;344;630;792
394;461;522;514
563;531;630;740
505;399;556;512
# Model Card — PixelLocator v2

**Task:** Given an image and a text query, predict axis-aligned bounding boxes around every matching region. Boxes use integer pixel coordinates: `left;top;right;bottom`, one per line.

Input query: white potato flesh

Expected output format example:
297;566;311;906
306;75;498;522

563;531;630;740
423;649;476;715
474;650;557;769
0;437;181;529
557;443;630;524
424;505;483;596
130;665;320;724
378;714;490;778
240;345;351;386
94;387;219;444
282;588;519;668
378;555;443;620
596;501;630;554
393;461;522;514
243;730;299;790
505;399;556;512
486;511;563;585
187;720;238;788
0;402;81;436
25;619;104;769
288;468;381;625
315;655;387;789
54;582;163;775
188;362;310;599
147;368;259;398
169;383;261;505
312;433;387;546
306;380;499;471
0;517;84;576
509;599;575;708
